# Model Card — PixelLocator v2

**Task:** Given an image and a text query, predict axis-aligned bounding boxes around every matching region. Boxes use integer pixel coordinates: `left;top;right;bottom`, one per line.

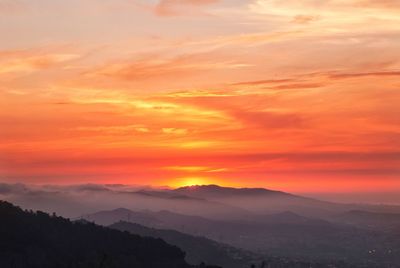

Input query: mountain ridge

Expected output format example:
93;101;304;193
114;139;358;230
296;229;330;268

174;184;293;197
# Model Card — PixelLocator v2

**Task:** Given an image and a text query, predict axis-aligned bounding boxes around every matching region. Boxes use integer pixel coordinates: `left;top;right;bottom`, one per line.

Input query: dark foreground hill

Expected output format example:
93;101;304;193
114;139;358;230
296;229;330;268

110;221;255;268
0;201;220;268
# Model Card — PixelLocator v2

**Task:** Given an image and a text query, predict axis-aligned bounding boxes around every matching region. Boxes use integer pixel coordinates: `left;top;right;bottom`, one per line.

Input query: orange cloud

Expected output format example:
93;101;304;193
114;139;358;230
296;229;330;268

154;0;219;16
355;0;400;9
328;70;400;79
83;52;246;81
232;79;297;86
0;48;78;74
292;15;318;24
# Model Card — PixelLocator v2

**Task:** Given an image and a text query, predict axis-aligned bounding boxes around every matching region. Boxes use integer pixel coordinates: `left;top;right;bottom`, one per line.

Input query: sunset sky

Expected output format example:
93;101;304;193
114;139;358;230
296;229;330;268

1;0;400;197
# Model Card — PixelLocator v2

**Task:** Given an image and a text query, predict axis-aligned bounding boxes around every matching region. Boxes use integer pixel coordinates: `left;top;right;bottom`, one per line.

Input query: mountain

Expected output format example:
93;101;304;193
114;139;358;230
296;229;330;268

0;200;220;268
173;185;400;218
110;221;256;268
82;208;225;235
3;182;400;220
174;185;289;198
134;190;205;201
173;185;341;217
81;208;162;226
0;182;251;220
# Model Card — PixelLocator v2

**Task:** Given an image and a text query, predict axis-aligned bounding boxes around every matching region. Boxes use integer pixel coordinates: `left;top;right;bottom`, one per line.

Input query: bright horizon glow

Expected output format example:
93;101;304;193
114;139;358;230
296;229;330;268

1;0;400;203
168;177;216;188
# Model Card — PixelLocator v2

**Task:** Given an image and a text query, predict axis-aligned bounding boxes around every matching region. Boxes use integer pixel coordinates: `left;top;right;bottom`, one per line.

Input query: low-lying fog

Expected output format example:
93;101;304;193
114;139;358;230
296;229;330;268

1;182;400;219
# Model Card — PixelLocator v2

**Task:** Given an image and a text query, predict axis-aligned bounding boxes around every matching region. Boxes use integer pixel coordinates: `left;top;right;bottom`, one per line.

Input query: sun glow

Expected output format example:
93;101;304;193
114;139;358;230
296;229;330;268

172;177;211;188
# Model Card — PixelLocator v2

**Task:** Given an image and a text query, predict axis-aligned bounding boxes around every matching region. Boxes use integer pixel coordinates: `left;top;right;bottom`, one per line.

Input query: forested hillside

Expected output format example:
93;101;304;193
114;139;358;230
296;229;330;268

0;201;220;268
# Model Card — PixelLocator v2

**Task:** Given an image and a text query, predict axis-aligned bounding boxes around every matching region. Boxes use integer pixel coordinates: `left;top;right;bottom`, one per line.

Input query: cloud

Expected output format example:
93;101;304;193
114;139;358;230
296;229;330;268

231;69;400;89
163;165;228;172
249;0;400;33
75;125;150;135
232;110;304;129
162;128;188;135
328;70;400;79
269;83;324;90
0;48;79;75
232;79;297;86
252;0;400;14
83;52;246;81
154;0;219;16
355;0;400;9
0;182;245;219
292;15;318;24
0;183;27;194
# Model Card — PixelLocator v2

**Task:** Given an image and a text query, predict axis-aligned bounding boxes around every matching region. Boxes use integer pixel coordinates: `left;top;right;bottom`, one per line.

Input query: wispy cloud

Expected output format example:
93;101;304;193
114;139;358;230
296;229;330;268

328;70;400;79
0;48;79;74
83;52;248;81
154;0;219;16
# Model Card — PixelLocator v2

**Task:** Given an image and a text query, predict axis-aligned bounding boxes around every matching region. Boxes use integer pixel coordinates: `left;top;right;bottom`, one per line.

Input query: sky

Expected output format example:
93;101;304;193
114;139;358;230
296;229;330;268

0;0;399;200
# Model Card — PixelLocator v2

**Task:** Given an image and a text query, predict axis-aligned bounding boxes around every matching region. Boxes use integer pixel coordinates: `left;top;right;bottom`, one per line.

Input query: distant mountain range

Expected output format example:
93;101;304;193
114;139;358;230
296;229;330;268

172;185;400;217
173;184;337;217
82;206;400;266
1;200;365;268
174;185;290;198
3;183;400;219
2;183;400;267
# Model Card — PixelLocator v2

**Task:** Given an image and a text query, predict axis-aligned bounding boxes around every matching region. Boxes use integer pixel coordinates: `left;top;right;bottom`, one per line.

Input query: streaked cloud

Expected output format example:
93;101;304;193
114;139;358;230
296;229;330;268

83;52;248;81
154;0;219;16
0;48;79;74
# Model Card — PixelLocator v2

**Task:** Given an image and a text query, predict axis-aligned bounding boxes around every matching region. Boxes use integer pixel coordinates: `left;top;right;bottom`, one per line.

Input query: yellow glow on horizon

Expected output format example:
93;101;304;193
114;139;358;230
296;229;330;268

170;177;212;188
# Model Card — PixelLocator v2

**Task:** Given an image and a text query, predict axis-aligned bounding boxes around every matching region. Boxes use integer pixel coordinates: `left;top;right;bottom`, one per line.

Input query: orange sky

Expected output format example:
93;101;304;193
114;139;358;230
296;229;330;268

1;0;400;194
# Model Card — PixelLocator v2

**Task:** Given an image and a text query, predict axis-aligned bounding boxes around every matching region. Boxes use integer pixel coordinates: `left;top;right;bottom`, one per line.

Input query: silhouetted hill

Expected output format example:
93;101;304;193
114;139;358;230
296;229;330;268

174;185;290;198
82;208;228;235
173;184;340;217
0;200;220;268
172;185;400;217
134;190;205;201
82;208;162;226
0;182;251;220
110;221;255;268
3;182;400;221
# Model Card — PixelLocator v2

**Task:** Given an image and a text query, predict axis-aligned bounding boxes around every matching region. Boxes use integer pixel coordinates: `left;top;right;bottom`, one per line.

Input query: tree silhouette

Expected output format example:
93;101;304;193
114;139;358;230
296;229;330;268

0;201;221;268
